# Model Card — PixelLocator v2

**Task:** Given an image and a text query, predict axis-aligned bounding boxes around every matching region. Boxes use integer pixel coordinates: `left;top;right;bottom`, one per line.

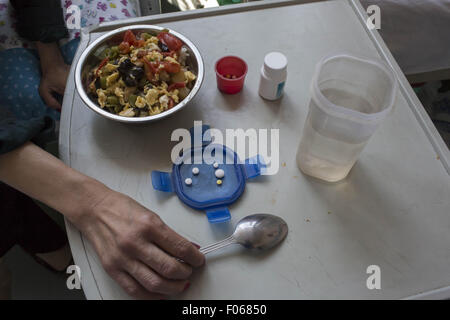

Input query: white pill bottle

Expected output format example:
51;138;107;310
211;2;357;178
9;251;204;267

258;52;287;100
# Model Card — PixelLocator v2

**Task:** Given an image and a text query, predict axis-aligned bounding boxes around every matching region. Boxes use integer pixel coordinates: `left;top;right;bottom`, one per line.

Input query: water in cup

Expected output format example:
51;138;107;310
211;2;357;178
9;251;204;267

297;89;374;182
296;54;397;182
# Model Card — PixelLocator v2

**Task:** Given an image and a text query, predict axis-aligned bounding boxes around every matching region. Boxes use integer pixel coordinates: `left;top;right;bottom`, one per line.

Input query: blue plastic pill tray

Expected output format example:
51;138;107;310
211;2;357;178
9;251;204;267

151;126;265;223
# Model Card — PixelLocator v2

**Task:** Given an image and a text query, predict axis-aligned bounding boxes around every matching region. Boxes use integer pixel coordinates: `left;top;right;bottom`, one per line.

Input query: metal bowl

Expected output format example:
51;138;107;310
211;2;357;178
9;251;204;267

75;25;204;123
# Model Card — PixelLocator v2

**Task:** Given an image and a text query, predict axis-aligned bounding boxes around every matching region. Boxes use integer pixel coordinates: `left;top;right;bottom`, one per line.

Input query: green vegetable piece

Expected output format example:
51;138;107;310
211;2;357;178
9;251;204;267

109;46;119;59
141;32;151;40
101;48;111;60
100;77;107;89
107;96;119;105
129;94;138;107
114;105;122;114
178;87;190;100
171;71;186;83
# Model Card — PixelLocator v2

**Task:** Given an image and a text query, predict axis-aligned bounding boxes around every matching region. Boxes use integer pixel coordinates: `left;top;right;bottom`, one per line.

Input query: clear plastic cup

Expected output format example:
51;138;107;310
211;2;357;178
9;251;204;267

215;56;248;94
296;54;397;182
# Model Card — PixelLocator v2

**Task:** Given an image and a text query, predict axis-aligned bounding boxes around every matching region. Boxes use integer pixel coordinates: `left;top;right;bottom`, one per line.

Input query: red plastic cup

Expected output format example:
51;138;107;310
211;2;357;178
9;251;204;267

215;56;248;94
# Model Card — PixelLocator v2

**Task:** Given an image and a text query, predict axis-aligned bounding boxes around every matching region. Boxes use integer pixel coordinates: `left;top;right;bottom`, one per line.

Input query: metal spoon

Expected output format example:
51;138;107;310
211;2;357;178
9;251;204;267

199;214;288;255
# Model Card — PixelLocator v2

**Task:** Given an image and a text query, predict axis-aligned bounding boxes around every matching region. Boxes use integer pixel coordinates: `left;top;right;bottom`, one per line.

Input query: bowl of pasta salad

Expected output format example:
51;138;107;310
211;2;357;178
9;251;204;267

75;25;204;123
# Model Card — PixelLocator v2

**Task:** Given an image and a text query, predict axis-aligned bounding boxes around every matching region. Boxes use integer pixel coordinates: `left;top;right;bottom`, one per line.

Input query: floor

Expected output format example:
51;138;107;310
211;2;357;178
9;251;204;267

415;80;450;148
2;180;85;300
3;246;85;300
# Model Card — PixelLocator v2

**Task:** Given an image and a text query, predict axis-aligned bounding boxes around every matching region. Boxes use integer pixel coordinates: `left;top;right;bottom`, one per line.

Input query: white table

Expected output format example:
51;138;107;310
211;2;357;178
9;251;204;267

60;0;450;299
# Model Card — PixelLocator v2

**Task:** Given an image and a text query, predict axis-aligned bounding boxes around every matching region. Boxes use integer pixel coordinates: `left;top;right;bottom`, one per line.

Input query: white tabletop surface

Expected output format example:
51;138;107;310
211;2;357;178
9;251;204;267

60;0;450;299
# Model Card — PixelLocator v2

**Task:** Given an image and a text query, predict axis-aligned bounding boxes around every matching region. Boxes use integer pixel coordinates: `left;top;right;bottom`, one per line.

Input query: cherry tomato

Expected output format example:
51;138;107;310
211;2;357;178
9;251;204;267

168;97;175;109
143;58;160;75
135;39;146;48
157;31;183;52
118;41;130;54
136;50;148;58
143;62;153;81
161;61;180;74
162;51;176;58
150;61;160;74
168;82;186;91
123;30;137;46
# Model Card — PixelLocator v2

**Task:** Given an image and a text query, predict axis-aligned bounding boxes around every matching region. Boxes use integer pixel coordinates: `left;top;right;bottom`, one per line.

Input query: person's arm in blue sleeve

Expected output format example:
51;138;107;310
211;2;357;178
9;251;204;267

0;105;55;155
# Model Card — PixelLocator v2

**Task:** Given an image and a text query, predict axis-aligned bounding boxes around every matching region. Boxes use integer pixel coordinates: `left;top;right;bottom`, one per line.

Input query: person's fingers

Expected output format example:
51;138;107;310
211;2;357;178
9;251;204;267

54;84;65;95
39;84;62;110
113;271;166;300
135;242;192;280
55;71;69;94
125;260;189;295
150;223;205;268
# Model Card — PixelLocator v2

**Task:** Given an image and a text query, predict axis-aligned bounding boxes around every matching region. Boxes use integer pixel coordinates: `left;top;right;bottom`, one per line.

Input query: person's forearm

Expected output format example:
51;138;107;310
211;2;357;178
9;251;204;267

0;142;109;227
36;42;66;73
0;143;204;299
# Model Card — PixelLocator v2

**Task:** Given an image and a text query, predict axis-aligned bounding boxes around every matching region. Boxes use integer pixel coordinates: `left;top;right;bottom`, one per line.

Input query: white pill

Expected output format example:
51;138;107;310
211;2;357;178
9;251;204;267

185;178;192;185
213;162;219;168
192;167;199;175
215;169;225;179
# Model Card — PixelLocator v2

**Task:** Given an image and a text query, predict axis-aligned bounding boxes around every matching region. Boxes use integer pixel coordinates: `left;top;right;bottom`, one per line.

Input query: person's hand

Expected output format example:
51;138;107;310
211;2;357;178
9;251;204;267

35;42;70;111
76;189;205;300
39;63;70;111
0;142;204;299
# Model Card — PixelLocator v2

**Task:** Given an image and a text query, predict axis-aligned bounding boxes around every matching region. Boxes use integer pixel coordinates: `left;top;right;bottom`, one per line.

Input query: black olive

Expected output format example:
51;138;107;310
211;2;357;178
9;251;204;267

118;58;134;75
118;59;145;87
158;40;169;52
130;66;144;80
124;75;137;87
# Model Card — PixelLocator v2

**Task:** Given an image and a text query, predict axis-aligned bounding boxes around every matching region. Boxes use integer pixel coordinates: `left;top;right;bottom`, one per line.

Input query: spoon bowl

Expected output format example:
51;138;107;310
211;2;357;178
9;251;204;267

200;214;288;255
233;214;288;250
